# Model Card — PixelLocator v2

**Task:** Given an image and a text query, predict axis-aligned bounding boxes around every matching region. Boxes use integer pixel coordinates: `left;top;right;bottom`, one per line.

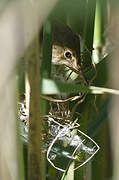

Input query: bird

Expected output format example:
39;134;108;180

40;20;87;83
40;20;81;73
51;21;81;73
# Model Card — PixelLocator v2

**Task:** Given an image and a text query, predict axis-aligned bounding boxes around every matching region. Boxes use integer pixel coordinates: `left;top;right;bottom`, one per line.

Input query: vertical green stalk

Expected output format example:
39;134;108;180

40;20;52;119
40;20;52;178
82;0;96;50
40;20;52;116
41;20;52;79
92;0;102;65
28;35;44;180
91;1;103;179
27;20;52;180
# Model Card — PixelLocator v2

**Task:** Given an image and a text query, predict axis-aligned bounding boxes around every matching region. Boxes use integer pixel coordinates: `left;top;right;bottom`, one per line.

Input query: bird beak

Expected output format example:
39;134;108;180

69;59;88;84
72;59;81;72
66;57;80;73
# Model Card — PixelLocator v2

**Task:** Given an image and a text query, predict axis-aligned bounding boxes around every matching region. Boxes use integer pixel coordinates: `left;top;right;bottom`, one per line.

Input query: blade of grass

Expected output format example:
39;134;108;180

41;20;52;78
40;20;53;178
41;78;119;95
92;0;102;65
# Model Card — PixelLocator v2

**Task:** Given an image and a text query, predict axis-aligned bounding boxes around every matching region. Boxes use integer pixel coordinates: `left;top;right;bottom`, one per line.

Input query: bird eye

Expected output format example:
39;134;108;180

64;51;72;59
